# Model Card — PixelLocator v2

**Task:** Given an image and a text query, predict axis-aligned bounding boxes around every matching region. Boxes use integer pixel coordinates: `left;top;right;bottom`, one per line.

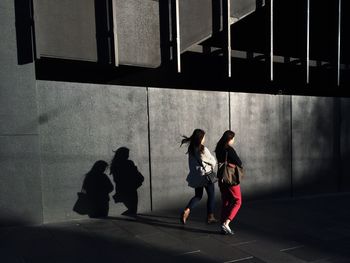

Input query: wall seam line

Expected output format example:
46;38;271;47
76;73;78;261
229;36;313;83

290;95;293;198
229;91;231;130
35;81;45;224
146;87;153;211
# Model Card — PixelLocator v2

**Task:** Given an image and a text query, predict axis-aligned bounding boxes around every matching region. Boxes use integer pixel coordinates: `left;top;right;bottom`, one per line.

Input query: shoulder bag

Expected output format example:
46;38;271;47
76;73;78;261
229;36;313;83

217;152;243;186
195;155;218;184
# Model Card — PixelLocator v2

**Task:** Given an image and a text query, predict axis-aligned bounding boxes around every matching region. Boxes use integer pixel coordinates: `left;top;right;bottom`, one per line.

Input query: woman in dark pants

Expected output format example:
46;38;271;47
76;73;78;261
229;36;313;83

215;130;243;235
180;129;218;224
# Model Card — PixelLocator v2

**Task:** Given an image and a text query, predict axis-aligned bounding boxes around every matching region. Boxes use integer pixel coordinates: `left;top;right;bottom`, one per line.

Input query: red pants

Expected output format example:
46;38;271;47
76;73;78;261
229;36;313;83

219;181;242;222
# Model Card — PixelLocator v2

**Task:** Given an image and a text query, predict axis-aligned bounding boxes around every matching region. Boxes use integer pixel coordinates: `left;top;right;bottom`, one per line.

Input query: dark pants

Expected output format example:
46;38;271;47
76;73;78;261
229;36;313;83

186;183;215;214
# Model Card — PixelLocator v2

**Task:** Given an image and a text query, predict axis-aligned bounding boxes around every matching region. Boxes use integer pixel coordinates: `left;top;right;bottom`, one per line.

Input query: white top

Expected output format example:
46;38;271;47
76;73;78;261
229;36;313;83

186;146;217;188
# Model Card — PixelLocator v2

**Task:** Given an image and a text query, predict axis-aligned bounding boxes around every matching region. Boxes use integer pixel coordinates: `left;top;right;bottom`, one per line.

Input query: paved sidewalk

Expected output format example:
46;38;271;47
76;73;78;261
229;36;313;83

1;193;350;263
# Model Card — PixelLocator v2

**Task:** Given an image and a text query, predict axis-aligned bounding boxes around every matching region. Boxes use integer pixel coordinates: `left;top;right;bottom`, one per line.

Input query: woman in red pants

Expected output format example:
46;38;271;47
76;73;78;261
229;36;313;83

215;130;243;235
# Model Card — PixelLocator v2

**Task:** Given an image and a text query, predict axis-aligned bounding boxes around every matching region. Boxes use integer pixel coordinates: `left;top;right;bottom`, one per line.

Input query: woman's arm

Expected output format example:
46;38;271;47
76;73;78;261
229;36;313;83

228;147;243;168
202;147;217;168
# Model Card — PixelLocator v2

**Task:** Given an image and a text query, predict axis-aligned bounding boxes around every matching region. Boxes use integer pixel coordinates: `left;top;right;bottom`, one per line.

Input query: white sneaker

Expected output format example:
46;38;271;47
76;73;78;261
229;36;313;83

221;224;234;235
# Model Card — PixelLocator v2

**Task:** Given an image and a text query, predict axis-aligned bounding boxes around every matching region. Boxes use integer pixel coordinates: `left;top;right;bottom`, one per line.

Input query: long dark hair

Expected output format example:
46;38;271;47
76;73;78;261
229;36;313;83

86;160;108;178
215;130;235;153
180;129;205;156
110;147;129;175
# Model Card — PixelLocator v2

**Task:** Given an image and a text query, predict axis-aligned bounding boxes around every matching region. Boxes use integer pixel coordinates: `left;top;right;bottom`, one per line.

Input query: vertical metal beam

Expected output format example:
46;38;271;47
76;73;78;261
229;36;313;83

175;0;181;73
32;0;41;60
228;91;231;130
15;0;36;64
227;0;231;78
306;0;310;84
111;0;119;66
29;0;37;61
337;0;342;87
170;0;176;61
106;0;114;64
270;0;273;82
146;87;153;211
159;0;172;62
222;0;231;77
290;95;293;197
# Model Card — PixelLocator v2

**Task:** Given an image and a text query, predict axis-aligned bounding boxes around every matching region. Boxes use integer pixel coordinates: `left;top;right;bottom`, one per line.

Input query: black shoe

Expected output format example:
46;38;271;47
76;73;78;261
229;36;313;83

207;213;218;224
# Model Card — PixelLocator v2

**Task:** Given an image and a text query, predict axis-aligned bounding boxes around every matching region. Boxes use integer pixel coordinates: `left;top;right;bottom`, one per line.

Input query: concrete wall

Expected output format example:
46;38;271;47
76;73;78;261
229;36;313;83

0;0;42;226
341;98;350;191
230;93;292;199
292;96;339;196
36;81;150;223
148;88;229;210
2;0;349;226
2;76;350;224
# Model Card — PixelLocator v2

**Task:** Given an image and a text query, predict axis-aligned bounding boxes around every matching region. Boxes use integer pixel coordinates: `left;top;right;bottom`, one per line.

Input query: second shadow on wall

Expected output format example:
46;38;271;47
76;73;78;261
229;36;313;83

110;147;144;216
81;160;114;218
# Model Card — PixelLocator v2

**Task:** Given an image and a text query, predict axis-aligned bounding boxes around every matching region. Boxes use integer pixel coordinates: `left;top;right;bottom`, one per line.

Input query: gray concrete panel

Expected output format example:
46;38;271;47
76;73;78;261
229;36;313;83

37;81;150;222
341;98;350;191
0;3;37;135
148;87;229;211
0;136;42;226
0;68;38;134
0;0;42;226
179;0;213;52
230;93;292;199
0;3;17;61
292;96;338;196
33;0;97;61
114;0;161;67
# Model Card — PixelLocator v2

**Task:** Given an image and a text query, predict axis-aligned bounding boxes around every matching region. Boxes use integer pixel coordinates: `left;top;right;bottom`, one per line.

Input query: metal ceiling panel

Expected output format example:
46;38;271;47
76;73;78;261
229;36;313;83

113;0;161;68
231;0;265;20
178;0;212;52
33;0;98;62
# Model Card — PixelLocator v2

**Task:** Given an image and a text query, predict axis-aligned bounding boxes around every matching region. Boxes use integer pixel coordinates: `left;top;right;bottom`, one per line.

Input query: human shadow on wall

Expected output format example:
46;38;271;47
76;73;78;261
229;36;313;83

110;147;144;217
79;160;114;218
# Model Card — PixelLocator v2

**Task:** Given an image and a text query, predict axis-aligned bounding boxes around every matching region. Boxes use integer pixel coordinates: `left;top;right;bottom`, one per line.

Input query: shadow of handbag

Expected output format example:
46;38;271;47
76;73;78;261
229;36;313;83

73;189;91;215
